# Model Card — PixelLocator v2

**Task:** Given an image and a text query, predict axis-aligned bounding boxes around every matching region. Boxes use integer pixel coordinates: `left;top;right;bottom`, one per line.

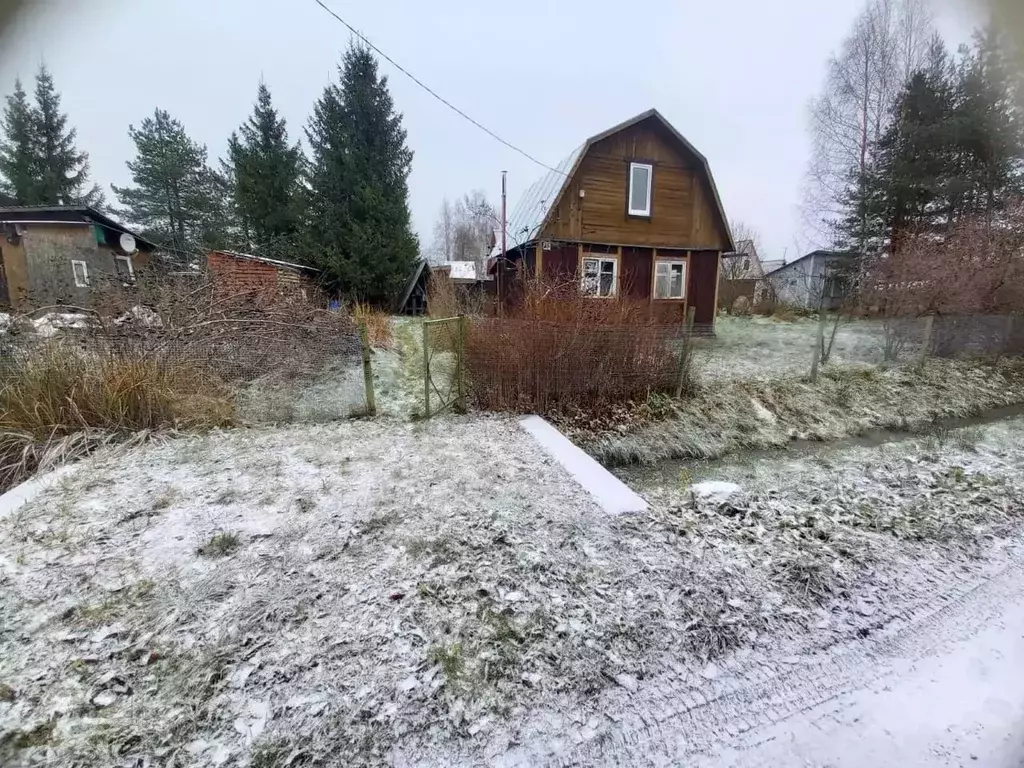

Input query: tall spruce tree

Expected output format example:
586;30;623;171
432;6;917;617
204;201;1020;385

952;25;1024;221
306;43;418;300
227;82;304;252
30;65;102;207
112;109;228;250
851;36;959;252
0;79;35;203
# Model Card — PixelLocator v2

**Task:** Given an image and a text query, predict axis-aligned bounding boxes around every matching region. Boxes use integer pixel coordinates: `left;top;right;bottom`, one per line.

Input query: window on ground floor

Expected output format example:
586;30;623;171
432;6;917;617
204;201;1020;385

114;255;134;281
654;259;686;300
582;255;618;297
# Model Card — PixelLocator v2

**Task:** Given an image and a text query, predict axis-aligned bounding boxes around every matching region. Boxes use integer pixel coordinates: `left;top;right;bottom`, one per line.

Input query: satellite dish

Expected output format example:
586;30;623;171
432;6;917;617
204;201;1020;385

119;233;137;254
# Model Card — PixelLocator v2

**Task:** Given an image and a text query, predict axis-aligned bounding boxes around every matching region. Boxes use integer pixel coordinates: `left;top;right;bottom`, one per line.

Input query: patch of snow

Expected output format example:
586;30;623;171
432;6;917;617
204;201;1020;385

114;305;163;328
0;312;12;334
750;398;777;424
32;312;91;338
691;481;744;511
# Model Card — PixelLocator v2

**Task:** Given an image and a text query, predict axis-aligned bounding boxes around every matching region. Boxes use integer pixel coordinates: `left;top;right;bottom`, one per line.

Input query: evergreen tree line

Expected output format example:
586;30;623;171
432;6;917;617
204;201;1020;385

835;25;1024;255
0;43;418;301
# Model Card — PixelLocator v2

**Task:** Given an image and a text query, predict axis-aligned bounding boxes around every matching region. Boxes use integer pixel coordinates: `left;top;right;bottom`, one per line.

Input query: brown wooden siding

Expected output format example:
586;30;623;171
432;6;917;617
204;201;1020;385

541;119;729;251
621;247;652;300
687;250;720;325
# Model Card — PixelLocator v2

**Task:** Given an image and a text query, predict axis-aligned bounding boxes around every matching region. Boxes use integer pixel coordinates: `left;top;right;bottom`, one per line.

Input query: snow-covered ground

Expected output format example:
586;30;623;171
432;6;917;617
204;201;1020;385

2;411;1023;766
698;316;918;382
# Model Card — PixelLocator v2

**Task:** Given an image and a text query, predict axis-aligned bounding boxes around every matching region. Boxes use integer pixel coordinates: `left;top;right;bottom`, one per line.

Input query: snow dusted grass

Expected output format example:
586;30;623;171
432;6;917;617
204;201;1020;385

2;414;1024;765
579;358;1024;466
700;315;904;381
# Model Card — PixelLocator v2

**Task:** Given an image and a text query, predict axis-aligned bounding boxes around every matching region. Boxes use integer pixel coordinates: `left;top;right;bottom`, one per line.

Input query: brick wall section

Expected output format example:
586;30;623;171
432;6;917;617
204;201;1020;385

207;251;323;304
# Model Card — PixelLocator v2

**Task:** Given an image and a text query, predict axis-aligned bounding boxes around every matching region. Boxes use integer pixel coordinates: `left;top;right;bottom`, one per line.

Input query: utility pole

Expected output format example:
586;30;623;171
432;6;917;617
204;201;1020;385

498;171;507;317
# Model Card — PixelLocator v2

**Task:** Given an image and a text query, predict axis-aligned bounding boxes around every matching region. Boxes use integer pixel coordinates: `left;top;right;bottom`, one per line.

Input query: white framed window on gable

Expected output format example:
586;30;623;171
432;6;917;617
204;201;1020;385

628;162;653;217
581;254;618;298
114;255;134;281
71;260;89;288
654;258;686;300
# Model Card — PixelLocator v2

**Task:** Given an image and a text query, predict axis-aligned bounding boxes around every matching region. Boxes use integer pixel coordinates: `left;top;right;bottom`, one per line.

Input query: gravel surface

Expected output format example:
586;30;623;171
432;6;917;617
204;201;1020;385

1;415;1023;766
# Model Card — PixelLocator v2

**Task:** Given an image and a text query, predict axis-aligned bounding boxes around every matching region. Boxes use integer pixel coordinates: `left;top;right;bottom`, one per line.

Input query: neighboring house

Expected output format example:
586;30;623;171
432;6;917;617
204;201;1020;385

396;260;430;315
0;206;155;310
719;239;768;310
767;250;857;310
207;250;323;303
490;108;734;325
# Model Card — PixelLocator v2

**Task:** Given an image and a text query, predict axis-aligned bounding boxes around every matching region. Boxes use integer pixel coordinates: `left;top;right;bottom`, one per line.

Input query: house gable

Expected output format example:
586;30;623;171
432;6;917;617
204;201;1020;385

538;111;732;251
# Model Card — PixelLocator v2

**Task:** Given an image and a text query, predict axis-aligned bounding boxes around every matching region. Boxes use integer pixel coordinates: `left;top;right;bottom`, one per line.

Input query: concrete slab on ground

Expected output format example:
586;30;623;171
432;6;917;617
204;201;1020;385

519;415;648;515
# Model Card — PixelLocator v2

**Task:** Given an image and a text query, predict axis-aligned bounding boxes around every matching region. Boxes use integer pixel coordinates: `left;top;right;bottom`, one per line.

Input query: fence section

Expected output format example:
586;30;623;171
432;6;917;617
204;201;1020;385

465;319;693;412
0;298;374;425
422;316;467;418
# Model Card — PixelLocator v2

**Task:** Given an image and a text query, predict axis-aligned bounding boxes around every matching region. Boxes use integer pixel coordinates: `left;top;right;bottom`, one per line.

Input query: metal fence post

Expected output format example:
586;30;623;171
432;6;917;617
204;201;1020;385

810;307;827;382
359;323;376;417
917;314;934;372
422;320;431;419
456;315;468;413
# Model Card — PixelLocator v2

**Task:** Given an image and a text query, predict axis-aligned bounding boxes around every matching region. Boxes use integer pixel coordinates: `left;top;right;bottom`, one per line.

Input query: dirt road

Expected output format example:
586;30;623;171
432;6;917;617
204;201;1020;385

700;562;1024;767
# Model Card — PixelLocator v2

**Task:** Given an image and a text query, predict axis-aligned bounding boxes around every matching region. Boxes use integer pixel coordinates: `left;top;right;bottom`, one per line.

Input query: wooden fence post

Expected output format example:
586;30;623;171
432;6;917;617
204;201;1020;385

917;314;934;372
359;323;376;417
456;315;468;413
422;321;431;419
810;307;827;382
675;307;697;398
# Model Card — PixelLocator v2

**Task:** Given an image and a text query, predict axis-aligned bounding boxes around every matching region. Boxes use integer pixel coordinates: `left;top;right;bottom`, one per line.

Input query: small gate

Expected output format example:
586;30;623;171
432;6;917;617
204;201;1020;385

422;316;468;418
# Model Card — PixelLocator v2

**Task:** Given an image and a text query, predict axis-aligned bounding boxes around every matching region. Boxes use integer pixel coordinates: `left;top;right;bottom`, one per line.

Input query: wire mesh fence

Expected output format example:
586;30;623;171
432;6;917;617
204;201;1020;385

465;318;694;412
701;313;1024;383
0;286;373;426
421;316;467;418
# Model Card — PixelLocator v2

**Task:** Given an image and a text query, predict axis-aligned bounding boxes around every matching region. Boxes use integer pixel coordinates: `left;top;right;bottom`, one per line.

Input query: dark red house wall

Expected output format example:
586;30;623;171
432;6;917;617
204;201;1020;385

621;247;653;300
687;250;720;325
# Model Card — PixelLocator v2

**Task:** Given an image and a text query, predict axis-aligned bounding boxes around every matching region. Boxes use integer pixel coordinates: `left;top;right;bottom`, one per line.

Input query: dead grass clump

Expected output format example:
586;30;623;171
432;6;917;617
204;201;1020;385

466;277;694;412
352;302;393;349
198;531;241;557
0;342;234;493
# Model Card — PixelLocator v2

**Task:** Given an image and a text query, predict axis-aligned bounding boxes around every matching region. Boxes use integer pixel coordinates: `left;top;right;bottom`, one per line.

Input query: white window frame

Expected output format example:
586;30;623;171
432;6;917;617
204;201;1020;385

581;254;619;298
628;162;653;217
654;259;687;300
71;259;89;288
114;254;134;281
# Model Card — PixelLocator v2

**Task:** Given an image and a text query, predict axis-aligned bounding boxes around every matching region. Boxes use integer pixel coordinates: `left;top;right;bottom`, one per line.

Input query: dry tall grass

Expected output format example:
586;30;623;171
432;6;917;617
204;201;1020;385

352;302;394;349
0;342;235;492
466;277;694;412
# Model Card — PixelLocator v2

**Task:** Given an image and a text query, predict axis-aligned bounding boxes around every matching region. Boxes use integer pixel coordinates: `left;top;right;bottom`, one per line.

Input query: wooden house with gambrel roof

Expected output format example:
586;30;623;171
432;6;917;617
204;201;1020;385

491;108;734;326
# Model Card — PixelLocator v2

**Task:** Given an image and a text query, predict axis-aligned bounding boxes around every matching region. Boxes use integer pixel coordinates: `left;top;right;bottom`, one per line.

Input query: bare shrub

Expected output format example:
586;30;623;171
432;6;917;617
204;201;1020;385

466;276;694;412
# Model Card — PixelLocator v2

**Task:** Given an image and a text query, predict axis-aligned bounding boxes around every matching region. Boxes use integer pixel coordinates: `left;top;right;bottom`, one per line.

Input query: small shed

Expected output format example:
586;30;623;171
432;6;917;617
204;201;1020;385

207;250;323;303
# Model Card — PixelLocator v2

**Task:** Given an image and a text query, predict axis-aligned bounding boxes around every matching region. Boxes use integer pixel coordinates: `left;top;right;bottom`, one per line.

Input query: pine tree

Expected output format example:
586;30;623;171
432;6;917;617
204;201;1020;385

306;43;419;300
0;79;35;203
112;109;228;250
227;82;304;253
30;65;103;207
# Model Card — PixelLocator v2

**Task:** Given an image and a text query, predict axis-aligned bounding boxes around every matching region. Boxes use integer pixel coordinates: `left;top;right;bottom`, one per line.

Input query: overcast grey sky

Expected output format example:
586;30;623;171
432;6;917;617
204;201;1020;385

0;0;982;261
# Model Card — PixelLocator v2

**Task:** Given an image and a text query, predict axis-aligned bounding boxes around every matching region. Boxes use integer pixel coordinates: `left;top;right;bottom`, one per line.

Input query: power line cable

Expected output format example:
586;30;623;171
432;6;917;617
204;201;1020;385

310;0;565;176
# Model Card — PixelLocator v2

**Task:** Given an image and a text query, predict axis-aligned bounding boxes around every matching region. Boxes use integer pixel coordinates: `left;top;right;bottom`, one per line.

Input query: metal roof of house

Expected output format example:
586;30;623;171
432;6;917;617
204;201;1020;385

212;250;321;274
768;250;854;273
491;108;735;257
0;205;157;249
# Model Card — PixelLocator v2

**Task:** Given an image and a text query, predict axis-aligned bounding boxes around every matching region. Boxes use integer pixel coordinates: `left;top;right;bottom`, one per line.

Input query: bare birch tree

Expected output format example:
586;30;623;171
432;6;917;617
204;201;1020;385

802;0;934;247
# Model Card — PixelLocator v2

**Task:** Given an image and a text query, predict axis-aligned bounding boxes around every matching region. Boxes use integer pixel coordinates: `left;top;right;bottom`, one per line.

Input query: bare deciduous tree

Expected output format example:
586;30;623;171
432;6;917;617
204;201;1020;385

429;190;498;276
802;0;935;246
